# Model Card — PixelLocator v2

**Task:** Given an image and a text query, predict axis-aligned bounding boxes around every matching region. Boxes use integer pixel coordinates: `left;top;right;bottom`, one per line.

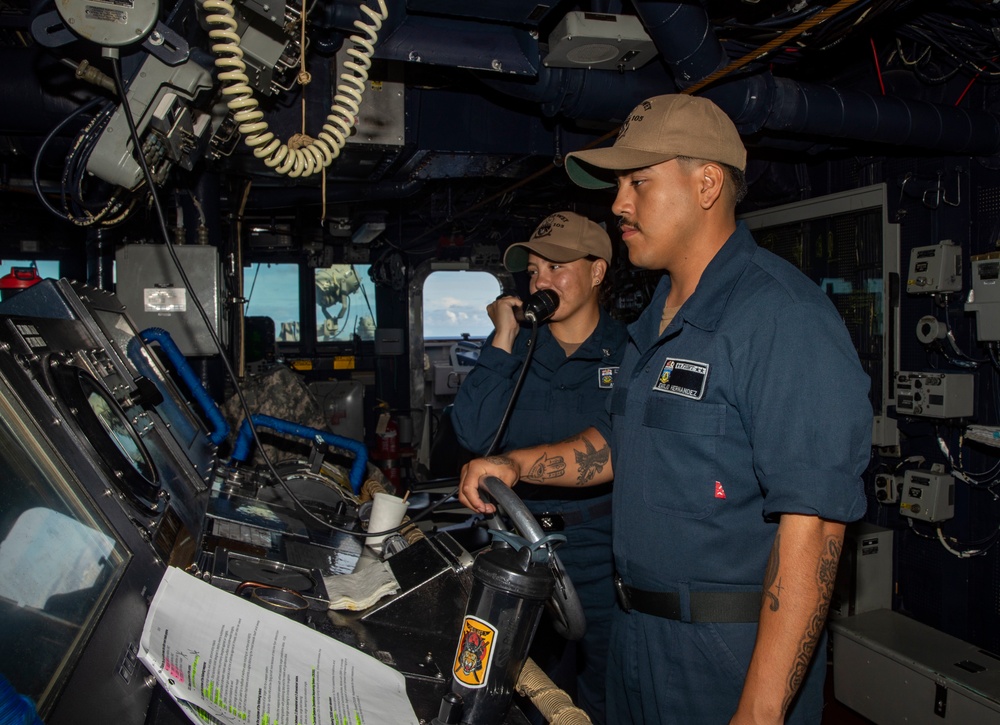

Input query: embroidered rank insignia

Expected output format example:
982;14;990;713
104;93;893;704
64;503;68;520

652;357;709;400
598;366;618;389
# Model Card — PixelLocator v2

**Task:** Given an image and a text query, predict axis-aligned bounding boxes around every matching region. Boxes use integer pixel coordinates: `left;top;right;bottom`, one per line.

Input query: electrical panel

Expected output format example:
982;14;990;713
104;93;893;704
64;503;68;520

544;12;657;71
115;245;225;356
965;252;1000;341
895;371;974;418
830;522;894;619
906;240;962;294
874;473;900;504
899;469;955;522
86;55;218;190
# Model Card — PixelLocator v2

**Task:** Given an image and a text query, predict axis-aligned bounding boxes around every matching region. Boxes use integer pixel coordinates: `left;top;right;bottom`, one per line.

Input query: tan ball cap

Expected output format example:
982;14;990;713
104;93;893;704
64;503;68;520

504;211;612;272
565;94;747;189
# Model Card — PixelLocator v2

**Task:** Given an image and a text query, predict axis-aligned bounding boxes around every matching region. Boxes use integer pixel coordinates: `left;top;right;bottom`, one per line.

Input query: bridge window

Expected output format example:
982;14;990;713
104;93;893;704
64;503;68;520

423;271;501;340
0;260;59;279
244;262;300;342
314;264;377;342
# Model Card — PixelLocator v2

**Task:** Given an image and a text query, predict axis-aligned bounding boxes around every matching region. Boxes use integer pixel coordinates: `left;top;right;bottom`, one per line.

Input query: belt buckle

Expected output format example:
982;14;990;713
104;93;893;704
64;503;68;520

536;513;565;532
613;573;631;613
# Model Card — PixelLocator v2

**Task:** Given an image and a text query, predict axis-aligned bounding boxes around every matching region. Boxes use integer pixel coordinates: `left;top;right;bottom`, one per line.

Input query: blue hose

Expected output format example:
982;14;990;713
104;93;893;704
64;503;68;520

138;328;230;446
0;673;43;725
231;414;367;494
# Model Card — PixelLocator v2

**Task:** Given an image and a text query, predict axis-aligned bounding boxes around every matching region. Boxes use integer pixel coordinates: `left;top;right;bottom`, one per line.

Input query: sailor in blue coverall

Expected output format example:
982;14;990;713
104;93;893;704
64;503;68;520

458;95;872;724
451;210;627;724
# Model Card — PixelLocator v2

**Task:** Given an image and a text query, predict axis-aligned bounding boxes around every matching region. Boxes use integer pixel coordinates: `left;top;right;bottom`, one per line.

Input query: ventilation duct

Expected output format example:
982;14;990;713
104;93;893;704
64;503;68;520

480;2;1000;157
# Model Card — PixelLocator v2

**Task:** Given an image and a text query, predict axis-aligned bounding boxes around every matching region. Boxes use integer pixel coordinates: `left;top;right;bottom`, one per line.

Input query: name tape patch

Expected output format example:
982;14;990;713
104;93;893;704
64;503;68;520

653;357;709;400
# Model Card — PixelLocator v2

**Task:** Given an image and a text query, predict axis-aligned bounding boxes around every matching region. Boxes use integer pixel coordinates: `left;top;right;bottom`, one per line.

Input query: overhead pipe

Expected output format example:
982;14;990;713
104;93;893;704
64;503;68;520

0;48;89;132
632;0;1000;156
630;0;727;89
704;74;1000;157
473;1;1000;157
476;63;669;124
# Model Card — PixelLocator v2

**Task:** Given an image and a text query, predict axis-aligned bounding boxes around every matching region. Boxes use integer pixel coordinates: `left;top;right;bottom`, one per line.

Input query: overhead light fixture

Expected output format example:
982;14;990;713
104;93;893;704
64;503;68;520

544;12;657;72
352;220;386;245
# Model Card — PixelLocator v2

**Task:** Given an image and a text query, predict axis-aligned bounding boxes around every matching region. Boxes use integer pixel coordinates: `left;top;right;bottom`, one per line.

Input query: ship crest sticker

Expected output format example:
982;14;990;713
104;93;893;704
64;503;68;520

453;616;497;688
598;366;618;389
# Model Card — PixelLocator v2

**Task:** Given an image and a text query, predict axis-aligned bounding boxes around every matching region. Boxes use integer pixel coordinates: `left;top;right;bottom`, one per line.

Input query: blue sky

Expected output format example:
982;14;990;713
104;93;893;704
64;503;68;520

423;270;500;339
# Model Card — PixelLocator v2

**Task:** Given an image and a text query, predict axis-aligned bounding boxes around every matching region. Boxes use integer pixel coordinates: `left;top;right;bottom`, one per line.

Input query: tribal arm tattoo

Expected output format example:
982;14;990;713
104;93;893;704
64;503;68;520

781;535;842;713
763;533;782;612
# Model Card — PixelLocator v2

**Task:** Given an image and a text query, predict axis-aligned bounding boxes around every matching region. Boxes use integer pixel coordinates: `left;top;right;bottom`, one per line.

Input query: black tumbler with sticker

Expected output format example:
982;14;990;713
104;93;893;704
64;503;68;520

447;542;554;724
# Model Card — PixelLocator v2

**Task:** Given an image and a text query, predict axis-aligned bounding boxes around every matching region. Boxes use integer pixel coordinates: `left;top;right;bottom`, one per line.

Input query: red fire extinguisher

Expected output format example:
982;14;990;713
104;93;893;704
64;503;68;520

0;266;42;301
373;403;402;494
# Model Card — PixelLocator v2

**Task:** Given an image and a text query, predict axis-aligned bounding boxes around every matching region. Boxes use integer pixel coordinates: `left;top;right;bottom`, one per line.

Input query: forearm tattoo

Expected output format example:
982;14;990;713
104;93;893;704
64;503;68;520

763;533;781;612
573;436;611;486
523;453;566;483
781;535;843;714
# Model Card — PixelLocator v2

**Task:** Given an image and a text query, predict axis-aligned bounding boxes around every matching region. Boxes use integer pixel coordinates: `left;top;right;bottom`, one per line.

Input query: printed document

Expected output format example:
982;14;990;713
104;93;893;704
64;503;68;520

139;566;419;725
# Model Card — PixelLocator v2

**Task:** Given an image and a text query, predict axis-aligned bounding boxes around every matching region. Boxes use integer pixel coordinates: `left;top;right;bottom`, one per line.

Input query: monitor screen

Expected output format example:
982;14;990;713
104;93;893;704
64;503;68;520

0;372;128;711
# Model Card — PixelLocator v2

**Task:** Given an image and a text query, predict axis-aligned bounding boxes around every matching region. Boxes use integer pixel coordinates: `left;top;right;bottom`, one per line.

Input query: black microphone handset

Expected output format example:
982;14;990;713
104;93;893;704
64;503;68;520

484;289;559;456
515;289;560;324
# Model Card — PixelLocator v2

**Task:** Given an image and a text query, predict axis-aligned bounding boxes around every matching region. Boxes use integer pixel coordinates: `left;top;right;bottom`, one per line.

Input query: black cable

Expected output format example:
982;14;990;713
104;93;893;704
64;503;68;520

107;41;547;543
485;317;542;458
32;96;105;222
109;50;451;542
364;316;548;538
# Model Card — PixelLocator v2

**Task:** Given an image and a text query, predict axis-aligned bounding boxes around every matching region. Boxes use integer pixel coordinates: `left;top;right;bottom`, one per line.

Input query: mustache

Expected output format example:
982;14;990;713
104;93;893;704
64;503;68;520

617;216;639;231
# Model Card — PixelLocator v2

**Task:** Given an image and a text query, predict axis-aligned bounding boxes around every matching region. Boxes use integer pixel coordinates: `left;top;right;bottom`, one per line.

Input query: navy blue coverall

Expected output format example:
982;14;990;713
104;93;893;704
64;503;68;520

452;306;627;724
596;223;871;724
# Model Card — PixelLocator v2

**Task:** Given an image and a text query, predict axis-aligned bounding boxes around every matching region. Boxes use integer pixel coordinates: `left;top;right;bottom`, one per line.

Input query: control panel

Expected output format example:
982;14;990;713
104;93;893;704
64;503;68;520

906;240;962;294
966;252;1000;341
895;371;974;418
899;468;955;522
874;473;901;504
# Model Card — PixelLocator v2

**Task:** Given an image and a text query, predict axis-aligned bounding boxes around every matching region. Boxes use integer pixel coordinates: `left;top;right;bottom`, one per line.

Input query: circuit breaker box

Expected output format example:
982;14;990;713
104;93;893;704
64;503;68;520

907;240;962;294
899;468;954;522
896;371;974;418
830;522;893;619
966;252;1000;341
115;244;224;356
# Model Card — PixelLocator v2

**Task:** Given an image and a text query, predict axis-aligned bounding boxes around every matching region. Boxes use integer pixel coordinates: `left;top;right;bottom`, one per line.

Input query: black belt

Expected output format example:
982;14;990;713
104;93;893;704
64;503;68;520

614;574;761;623
534;498;613;531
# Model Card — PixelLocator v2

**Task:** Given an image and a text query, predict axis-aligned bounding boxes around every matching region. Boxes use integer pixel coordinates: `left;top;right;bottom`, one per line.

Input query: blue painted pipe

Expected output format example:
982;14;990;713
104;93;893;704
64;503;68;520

478;1;1000;156
0;673;42;725
231;414;368;494
139;327;230;446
